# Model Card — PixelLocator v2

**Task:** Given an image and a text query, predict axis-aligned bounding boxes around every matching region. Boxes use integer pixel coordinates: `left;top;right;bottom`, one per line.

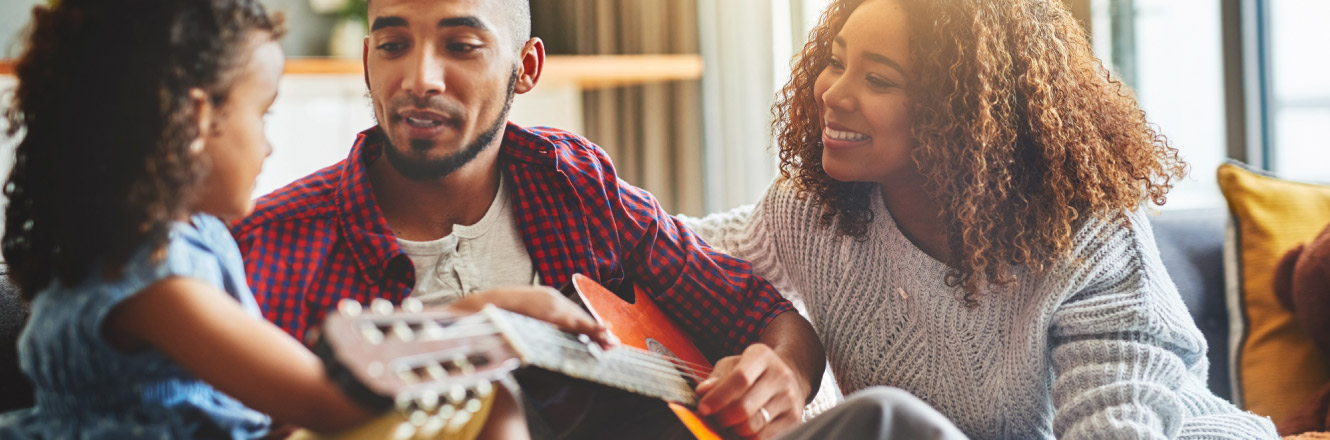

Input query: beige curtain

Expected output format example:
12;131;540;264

530;0;705;216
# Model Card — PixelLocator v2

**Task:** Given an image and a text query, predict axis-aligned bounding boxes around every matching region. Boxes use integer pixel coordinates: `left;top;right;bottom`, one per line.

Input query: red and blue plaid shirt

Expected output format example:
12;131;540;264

233;124;792;356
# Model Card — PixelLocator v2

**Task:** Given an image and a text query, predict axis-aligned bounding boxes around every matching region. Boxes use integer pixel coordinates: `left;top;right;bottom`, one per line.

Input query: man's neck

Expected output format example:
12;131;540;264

368;145;503;242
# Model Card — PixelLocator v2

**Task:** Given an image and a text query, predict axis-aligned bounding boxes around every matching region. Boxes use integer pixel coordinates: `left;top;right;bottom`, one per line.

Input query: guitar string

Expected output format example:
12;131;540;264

401;316;718;378
361;314;718;379
388;320;716;383
392;324;708;398
485;324;716;380
538;333;713;383
471;324;715;384
531;325;716;373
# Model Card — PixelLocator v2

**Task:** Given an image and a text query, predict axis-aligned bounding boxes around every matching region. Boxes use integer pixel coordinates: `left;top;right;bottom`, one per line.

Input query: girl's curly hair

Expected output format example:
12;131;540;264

3;0;283;300
773;0;1187;303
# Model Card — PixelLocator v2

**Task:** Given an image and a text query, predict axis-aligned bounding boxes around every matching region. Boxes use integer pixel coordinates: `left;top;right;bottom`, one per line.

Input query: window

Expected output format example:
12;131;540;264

1092;0;1228;209
1093;0;1330;209
1267;1;1330;183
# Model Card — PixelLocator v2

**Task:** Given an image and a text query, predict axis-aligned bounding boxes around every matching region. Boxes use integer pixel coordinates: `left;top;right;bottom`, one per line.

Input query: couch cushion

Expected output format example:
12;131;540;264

1149;208;1232;401
1219;161;1330;425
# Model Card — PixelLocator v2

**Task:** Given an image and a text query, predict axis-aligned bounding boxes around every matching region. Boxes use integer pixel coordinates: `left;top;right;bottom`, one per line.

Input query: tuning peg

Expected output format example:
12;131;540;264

450;354;475;375
416;391;440;412
446;384;467;405
471;381;493;399
390;321;415;342
424;362;447;380
417;414;448;439
445;408;473;434
464;397;483;413
337;299;362;317
359;322;384;345
371;298;394;315
402;297;424;313
419;320;444;339
396;368;419;385
391;420;416;440
395;394;414;413
436;403;456;420
408;409;429;427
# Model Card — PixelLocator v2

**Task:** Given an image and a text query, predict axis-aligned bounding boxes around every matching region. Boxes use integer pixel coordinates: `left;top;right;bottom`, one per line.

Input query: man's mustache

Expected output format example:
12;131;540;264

387;94;465;122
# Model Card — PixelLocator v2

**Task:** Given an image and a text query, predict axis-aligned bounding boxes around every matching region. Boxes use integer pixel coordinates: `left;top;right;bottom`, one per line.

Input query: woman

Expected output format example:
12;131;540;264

685;0;1278;438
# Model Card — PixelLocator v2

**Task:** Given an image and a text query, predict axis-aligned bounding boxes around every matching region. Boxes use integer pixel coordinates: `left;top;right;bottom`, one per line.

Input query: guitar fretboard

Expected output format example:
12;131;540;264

481;307;700;406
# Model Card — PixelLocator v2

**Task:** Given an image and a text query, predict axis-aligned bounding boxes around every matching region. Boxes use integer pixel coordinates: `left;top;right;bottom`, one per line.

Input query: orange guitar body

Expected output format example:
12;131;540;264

570;274;724;440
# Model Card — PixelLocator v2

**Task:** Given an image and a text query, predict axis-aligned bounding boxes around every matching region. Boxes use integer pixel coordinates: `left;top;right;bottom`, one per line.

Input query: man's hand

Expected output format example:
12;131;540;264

694;343;809;439
448;286;617;349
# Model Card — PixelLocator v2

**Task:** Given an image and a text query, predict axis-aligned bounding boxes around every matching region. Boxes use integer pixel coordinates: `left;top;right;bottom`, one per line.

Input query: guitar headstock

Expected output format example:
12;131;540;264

316;298;521;435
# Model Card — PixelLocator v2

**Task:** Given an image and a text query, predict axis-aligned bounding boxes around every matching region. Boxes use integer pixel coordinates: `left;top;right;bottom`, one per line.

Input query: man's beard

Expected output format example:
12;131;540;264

381;69;519;181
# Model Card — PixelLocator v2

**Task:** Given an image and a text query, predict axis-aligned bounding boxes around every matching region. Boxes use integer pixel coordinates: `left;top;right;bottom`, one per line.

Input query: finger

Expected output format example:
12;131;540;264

527;288;616;348
445;294;488;314
446;287;611;344
728;398;772;437
711;386;778;430
697;346;778;421
695;356;738;402
696;345;776;420
728;389;798;438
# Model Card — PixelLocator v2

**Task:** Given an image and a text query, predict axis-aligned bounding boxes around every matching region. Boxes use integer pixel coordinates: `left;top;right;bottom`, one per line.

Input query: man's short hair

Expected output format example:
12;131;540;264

500;0;532;50
367;0;531;50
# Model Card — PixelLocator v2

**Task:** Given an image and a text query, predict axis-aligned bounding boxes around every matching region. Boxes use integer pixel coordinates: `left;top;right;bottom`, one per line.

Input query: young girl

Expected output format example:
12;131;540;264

684;0;1278;438
0;0;550;437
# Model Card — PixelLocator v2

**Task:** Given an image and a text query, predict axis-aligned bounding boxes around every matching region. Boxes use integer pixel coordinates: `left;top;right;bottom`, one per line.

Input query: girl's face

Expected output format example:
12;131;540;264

813;0;916;185
196;34;284;219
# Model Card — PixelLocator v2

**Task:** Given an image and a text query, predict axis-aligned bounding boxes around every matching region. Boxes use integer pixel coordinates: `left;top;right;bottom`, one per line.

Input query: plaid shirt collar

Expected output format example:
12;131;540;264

333;123;568;287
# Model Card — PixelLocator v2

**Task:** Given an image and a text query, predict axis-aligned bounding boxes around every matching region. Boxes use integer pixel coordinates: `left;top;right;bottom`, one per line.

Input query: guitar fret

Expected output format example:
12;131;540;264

481;306;699;406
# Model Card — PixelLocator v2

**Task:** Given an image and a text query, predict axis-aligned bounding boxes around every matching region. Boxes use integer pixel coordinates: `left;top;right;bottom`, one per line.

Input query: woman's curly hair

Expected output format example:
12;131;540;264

3;0;283;300
773;0;1187;303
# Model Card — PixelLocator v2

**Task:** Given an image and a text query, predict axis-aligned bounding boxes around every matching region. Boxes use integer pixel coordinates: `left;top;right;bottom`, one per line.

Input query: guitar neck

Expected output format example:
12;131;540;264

480;307;700;407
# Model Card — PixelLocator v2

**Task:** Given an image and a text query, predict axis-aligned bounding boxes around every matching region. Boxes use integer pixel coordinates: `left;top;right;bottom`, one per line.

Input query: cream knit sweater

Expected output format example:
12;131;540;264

681;181;1277;440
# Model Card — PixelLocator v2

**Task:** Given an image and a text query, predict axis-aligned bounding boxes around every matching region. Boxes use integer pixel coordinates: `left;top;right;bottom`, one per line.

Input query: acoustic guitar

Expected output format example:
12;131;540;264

315;274;725;439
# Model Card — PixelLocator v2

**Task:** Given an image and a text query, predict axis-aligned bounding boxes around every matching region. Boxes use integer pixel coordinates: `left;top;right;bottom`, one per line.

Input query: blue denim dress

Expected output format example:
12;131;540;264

0;215;270;439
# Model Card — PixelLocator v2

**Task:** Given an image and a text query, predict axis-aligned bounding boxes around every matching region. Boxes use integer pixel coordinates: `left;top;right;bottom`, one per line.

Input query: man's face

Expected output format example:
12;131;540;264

365;0;521;181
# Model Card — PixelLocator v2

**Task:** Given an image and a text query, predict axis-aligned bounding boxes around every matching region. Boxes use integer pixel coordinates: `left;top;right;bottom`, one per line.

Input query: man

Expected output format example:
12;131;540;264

232;0;823;437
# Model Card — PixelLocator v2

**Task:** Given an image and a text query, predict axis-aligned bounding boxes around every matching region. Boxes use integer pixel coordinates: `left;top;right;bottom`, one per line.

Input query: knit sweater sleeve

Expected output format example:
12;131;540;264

1049;210;1277;440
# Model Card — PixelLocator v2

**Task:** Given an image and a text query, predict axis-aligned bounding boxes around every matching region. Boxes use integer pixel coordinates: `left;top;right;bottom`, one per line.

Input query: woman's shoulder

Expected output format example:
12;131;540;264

1053;207;1172;291
1065;208;1158;257
758;178;831;226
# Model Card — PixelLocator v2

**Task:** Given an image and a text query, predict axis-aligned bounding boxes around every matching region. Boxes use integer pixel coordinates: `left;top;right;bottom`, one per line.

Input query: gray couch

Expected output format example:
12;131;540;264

1;264;32;412
0;208;1236;413
1150;208;1233;401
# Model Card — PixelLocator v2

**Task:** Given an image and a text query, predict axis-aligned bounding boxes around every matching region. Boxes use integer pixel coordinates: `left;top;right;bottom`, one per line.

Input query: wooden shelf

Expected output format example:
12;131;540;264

1;54;703;89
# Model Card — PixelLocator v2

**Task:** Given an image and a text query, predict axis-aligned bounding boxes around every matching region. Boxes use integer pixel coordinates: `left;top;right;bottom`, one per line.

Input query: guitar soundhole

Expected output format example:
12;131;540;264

646;339;698;388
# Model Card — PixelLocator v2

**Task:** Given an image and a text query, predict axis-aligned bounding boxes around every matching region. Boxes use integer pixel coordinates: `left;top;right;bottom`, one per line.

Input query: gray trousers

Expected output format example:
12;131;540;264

778;387;970;440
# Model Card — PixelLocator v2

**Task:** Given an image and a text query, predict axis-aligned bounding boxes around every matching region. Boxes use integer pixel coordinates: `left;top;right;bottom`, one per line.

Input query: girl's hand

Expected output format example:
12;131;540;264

105;277;377;434
447;286;618;350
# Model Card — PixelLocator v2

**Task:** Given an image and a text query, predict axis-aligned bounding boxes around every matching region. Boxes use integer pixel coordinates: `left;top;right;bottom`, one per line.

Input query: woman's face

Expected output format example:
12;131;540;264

814;0;916;185
196;33;284;219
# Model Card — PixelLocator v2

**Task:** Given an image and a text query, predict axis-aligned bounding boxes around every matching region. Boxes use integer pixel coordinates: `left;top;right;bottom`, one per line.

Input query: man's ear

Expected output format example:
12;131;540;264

362;36;372;91
514;37;545;95
187;88;214;151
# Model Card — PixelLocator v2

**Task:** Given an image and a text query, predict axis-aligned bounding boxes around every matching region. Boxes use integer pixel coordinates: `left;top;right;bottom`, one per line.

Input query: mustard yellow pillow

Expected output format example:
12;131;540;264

1219;161;1330;426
